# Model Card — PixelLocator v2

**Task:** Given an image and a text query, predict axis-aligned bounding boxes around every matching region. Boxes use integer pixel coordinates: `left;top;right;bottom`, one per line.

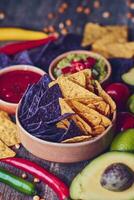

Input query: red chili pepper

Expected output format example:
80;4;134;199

0;35;57;55
1;158;70;200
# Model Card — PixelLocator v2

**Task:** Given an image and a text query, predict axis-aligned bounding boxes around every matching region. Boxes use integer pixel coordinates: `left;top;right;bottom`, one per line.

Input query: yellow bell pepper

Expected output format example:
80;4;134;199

0;27;48;41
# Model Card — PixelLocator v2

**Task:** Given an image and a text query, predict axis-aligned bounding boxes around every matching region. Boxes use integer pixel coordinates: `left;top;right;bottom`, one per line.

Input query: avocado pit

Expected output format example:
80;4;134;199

100;163;134;192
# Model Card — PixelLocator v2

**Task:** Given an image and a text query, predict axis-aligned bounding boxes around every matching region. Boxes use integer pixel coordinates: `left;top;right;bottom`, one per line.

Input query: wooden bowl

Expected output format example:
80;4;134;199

0;65;45;114
49;50;112;85
16;106;116;163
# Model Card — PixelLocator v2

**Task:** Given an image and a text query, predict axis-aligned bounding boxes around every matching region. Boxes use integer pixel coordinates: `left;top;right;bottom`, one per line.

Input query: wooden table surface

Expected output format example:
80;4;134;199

0;0;132;199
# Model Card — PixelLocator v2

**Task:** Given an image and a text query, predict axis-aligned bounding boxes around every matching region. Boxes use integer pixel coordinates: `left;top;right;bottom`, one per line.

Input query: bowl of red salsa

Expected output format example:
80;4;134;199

49;50;111;84
0;65;45;114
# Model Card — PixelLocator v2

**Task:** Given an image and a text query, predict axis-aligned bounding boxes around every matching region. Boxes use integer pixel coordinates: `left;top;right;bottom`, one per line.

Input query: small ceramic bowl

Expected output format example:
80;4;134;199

0;65;45;114
49;50;112;84
16;107;116;163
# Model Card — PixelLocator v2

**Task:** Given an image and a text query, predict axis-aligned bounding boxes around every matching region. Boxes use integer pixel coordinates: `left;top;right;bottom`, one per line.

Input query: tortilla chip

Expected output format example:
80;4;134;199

93;42;134;58
0;111;10;120
106;25;128;33
92;125;105;135
0;140;16;159
68;100;111;127
68;97;103;105
68;70;88;87
71;115;92;134
59;98;74;115
56;119;70;129
55;77;98;99
93;29;127;47
91;100;110;116
61;135;92;143
82;23;128;47
0;119;20;146
82;23;108;46
94;81;116;113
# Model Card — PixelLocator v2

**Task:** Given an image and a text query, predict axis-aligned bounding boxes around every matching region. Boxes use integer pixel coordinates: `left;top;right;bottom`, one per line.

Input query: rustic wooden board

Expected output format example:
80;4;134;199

0;0;131;199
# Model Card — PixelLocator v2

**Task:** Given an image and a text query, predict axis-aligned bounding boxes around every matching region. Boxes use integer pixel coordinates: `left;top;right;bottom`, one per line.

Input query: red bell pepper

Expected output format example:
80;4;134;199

0;158;70;200
0;35;57;55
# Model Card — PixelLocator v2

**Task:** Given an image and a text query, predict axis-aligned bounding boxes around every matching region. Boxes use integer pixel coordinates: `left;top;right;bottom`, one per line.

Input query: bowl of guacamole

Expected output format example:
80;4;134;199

49;50;112;84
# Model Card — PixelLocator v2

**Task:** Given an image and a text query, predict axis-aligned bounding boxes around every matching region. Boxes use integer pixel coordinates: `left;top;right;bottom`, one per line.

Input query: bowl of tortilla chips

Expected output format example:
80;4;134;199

49;50;112;85
16;70;116;163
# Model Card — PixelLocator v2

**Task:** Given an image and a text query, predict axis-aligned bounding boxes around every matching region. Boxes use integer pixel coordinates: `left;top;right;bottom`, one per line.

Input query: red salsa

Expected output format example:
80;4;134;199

0;70;42;103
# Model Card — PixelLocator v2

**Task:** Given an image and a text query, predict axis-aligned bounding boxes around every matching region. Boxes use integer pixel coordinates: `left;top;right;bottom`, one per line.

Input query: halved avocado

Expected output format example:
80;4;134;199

122;68;134;86
70;152;134;200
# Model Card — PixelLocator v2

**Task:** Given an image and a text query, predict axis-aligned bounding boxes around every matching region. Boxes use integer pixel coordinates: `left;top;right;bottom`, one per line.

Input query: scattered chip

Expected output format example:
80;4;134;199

82;23;128;47
93;42;134;58
82;23;109;46
0;119;20;146
0;139;16;159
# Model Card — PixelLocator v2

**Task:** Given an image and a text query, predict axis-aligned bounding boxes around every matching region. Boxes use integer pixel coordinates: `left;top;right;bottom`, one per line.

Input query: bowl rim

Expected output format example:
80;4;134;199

0;64;45;106
49;50;112;83
16;102;116;147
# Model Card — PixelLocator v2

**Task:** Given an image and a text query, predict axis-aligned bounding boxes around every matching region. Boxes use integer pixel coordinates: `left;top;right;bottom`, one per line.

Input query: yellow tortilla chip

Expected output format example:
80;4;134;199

0;119;20;146
59;98;74;115
91;100;110;116
68;97;103;105
92;125;105;135
61;135;92;143
0;140;16;159
68;70;87;88
56;78;98;99
94;81;116;113
82;23;108;46
0;111;10;120
82;23;128;47
68;100;111;127
71;115;92;134
93;42;134;58
93;28;127;47
56;119;70;129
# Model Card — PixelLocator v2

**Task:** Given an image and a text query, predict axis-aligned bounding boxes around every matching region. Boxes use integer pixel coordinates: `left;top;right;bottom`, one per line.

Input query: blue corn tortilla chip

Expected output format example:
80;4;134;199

21;99;74;127
39;84;62;107
32;128;66;142
27;121;42;132
0;53;11;69
13;50;33;65
19;85;33;116
19;84;36;118
59;120;84;142
27;122;49;134
19;74;51;118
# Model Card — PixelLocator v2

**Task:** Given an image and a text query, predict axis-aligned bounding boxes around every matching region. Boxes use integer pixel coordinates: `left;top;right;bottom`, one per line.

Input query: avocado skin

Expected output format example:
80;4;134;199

122;68;134;86
70;152;134;200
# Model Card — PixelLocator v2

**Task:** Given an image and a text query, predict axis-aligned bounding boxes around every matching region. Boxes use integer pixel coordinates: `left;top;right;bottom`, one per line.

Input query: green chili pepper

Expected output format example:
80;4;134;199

0;167;36;195
127;94;134;114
